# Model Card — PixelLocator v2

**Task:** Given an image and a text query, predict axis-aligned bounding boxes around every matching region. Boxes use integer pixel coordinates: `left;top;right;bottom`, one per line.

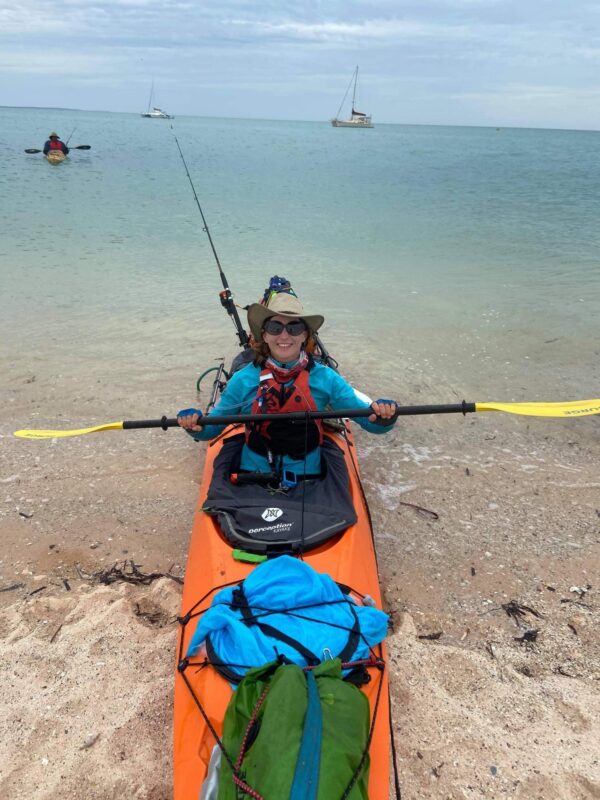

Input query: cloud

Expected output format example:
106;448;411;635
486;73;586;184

2;0;600;127
0;2;84;34
0;47;128;76
454;83;600;104
0;0;192;36
227;17;461;42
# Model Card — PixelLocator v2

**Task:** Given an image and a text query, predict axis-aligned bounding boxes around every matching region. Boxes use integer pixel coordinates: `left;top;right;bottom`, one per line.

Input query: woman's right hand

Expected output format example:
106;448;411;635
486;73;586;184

177;408;204;432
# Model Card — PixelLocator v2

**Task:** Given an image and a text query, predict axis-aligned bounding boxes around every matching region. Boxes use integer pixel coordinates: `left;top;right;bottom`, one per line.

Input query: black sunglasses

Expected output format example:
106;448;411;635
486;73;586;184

263;319;307;336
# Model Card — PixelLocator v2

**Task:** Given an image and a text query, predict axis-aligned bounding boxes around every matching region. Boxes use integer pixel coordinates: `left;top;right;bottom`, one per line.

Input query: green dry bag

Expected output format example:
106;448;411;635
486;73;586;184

218;658;370;799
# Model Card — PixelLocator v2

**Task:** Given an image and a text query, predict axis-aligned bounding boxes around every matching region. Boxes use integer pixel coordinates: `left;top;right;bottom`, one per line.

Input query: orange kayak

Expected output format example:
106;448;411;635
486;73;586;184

173;423;391;799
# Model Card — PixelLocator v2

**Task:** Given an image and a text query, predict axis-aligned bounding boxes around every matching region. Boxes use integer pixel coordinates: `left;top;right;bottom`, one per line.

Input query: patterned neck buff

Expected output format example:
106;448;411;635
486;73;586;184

264;351;309;383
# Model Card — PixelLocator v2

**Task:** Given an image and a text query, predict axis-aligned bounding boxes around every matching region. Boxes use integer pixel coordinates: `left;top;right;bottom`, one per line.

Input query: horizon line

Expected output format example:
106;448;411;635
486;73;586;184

2;104;600;134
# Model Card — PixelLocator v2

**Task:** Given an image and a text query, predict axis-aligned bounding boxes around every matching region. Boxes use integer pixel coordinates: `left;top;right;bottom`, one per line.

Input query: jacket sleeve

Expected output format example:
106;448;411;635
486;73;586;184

185;366;253;442
43;141;50;154
325;368;397;435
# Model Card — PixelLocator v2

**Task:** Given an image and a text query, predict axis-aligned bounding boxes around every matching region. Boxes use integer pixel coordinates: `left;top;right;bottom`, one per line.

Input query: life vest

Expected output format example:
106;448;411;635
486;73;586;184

245;365;324;460
48;140;65;151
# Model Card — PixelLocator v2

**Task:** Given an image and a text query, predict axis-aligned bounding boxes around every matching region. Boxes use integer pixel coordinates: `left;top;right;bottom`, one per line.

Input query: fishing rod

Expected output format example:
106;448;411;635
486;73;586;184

13;397;600;439
171;127;250;350
313;332;338;371
65;127;77;146
171;130;338;372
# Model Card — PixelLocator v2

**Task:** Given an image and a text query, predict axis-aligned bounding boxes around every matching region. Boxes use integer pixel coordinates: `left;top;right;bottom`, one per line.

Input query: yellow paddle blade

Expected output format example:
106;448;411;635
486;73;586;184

14;421;125;440
475;399;600;418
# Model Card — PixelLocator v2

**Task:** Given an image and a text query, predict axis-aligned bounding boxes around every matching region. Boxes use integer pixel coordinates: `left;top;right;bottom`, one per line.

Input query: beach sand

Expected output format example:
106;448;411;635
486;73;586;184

1;379;599;799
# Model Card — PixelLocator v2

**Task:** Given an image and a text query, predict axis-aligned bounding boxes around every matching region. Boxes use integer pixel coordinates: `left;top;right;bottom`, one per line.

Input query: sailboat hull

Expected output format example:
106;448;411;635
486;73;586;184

141;109;173;119
331;118;374;128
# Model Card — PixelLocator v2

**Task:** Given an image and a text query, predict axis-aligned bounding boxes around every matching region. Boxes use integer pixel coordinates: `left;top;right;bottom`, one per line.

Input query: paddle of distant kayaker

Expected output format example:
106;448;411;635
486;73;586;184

177;289;398;486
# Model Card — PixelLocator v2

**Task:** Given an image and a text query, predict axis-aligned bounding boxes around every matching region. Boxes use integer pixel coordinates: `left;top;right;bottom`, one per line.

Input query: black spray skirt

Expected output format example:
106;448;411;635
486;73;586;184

203;434;358;554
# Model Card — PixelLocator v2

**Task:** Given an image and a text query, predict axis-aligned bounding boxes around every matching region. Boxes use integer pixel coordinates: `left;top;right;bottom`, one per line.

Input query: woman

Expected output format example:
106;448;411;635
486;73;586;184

178;291;398;483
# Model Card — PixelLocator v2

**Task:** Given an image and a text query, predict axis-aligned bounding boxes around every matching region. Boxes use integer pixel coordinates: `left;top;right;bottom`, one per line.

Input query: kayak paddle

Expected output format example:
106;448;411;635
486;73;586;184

13;398;600;440
24;145;91;153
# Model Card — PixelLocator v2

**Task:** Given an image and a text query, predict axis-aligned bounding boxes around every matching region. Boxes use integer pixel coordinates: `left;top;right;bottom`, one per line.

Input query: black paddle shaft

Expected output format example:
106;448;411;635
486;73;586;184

24;145;90;153
122;402;476;431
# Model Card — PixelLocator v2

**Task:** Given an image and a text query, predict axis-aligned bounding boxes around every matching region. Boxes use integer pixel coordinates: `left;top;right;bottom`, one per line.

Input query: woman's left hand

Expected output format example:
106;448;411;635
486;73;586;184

369;400;398;423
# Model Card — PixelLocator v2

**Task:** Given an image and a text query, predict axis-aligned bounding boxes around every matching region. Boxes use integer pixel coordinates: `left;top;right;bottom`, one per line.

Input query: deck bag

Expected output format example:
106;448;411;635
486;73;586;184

217;658;370;800
202;434;358;554
186;556;388;684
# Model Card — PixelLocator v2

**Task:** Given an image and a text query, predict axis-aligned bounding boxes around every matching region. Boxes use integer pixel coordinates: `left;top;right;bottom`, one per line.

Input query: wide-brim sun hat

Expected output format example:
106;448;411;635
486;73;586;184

48;132;59;138
247;293;324;341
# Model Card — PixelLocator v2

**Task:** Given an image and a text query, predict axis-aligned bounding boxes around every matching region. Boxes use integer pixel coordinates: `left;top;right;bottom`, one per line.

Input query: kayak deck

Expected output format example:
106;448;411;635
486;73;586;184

173;424;391;799
46;151;66;164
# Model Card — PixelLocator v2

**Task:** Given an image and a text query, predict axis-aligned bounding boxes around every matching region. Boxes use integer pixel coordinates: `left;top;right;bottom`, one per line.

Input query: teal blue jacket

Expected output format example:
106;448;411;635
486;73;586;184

187;359;395;476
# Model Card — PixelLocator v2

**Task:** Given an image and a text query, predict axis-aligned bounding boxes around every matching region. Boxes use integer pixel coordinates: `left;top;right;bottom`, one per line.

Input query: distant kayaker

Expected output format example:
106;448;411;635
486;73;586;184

178;291;398;484
43;132;69;156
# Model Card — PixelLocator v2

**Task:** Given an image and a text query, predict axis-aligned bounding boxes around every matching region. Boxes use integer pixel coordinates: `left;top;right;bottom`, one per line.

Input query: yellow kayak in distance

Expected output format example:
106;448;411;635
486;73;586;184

46;151;67;164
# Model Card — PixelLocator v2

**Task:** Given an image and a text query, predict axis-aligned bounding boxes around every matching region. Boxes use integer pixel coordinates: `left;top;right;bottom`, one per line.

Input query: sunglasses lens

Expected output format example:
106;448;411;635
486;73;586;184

264;320;284;334
263;320;306;336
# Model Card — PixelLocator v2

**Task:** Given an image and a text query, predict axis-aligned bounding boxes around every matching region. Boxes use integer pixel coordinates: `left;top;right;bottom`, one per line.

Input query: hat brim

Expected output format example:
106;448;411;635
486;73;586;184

247;303;324;342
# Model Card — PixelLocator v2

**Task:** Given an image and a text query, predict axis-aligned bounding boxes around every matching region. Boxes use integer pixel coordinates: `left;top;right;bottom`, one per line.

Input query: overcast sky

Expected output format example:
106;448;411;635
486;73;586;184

2;1;600;129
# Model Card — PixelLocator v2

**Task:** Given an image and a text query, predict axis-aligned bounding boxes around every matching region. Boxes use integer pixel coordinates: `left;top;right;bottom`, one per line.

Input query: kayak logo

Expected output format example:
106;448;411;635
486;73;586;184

261;507;283;521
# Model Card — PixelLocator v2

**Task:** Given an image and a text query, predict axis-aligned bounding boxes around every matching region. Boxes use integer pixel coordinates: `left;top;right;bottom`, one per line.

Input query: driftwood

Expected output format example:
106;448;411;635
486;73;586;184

50;623;63;644
78;559;183;587
501;600;543;627
0;582;25;593
398;500;439;520
417;631;443;641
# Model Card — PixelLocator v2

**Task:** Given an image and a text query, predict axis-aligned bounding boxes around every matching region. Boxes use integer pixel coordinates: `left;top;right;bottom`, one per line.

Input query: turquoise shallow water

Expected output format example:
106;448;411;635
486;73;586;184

2;106;600;418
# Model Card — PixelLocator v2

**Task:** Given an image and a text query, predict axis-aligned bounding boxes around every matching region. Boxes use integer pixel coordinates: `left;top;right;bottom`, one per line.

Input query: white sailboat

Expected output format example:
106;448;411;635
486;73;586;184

331;66;373;128
142;107;173;119
140;81;173;119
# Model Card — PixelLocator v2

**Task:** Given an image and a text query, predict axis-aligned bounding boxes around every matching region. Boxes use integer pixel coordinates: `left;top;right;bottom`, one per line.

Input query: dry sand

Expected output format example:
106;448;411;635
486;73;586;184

1;386;599;799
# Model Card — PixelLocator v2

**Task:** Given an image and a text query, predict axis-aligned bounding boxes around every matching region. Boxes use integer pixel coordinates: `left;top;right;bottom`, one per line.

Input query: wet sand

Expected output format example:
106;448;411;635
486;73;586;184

1;372;599;799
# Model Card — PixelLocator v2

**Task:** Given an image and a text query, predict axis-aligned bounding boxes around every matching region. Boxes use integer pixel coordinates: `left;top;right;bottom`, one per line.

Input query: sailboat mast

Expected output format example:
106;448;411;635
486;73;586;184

330;65;373;127
147;80;154;114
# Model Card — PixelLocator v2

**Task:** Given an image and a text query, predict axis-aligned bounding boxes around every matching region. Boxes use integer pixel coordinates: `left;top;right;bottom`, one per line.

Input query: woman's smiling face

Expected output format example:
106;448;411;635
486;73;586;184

261;315;308;362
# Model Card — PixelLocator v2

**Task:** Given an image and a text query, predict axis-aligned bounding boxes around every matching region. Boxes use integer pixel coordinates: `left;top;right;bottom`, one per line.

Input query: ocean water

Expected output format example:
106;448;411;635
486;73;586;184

2;107;600;431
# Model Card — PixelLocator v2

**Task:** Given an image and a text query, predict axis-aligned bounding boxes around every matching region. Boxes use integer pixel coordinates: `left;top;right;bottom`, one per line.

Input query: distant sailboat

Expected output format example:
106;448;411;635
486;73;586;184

141;81;173;119
331;66;373;128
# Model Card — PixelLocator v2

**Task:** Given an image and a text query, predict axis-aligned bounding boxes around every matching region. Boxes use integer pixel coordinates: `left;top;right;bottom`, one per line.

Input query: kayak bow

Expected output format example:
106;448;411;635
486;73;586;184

46;151;66;164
